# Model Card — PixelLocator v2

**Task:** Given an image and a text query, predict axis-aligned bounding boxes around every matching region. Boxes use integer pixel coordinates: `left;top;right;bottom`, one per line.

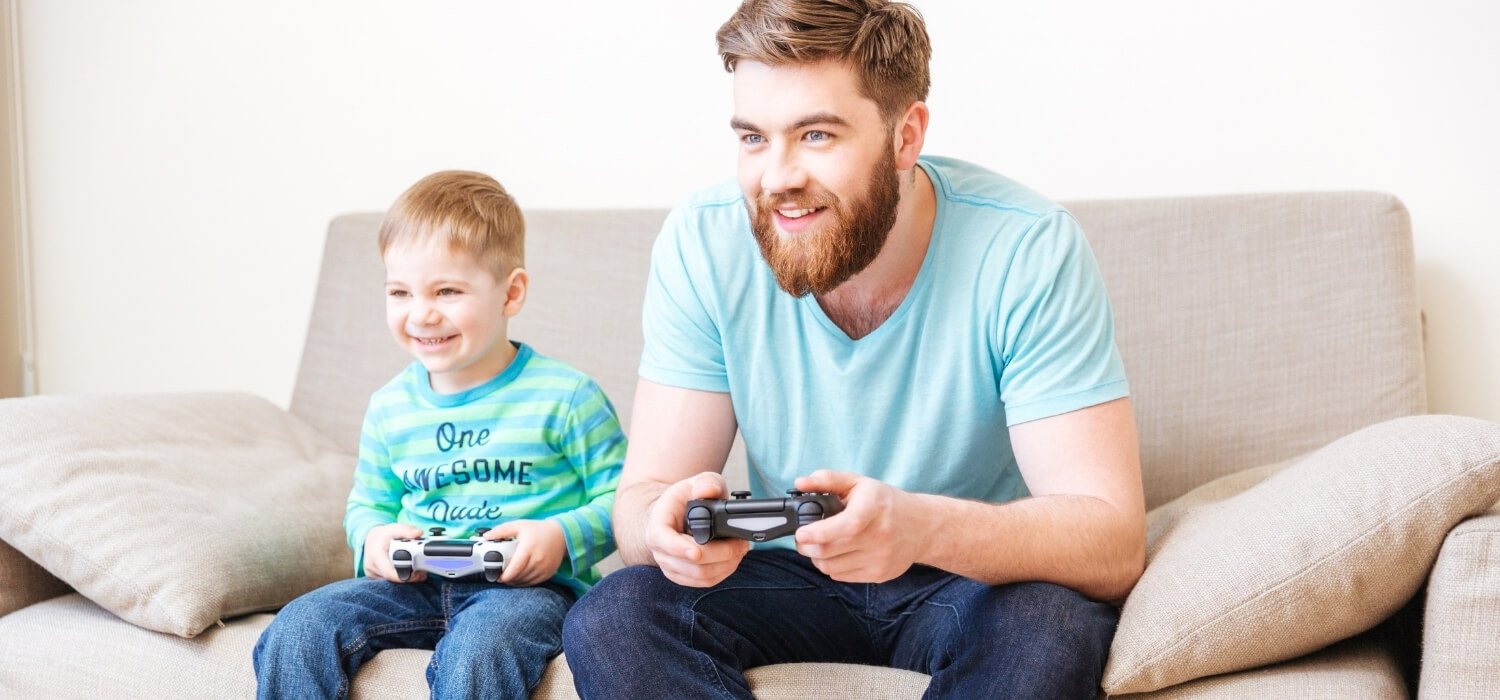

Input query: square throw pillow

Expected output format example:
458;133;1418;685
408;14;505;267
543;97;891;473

0;539;71;617
1103;414;1500;694
0;392;355;637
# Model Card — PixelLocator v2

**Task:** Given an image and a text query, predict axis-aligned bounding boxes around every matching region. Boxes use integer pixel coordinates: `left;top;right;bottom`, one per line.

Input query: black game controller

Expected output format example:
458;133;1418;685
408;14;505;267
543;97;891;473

685;489;845;544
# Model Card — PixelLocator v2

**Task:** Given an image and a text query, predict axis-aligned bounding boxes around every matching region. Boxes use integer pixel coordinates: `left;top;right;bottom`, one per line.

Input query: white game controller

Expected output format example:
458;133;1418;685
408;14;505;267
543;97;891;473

388;527;517;582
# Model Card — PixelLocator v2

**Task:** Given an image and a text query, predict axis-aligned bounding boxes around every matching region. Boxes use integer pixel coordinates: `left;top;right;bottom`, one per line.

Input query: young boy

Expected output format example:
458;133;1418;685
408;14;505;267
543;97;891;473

254;170;626;700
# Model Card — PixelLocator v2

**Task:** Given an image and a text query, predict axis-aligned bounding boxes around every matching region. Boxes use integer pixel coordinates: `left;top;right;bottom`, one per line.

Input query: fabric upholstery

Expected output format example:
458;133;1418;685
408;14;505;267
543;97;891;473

1420;503;1500;699
0;392;354;637
1071;192;1426;507
0;593;1413;699
1112;629;1406;699
1104;415;1500;694
0;538;70;617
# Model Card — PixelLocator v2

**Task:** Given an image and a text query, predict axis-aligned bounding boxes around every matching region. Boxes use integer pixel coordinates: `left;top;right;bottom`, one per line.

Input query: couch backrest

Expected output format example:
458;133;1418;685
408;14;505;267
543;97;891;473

291;192;1425;509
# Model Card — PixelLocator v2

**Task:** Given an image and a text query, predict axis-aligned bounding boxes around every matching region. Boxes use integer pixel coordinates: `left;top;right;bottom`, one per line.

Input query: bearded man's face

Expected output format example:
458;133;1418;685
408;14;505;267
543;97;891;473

731;59;906;297
749;147;900;297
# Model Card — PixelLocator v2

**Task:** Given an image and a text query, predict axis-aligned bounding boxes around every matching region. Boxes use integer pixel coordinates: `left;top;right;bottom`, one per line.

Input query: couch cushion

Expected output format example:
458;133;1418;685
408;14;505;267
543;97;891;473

1103;414;1500;694
1070;192;1426;507
0;538;71;617
0;594;930;699
0;593;1410;699
1111;628;1406;699
0;392;354;637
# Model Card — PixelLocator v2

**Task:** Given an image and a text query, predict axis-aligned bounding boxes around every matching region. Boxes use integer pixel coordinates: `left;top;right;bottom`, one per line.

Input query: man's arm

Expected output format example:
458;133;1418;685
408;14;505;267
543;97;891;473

614;378;749;586
795;397;1145;603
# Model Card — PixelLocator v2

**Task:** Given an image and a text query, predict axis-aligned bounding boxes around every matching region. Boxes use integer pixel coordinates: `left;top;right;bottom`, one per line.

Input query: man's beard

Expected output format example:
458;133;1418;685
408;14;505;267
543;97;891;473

750;149;901;297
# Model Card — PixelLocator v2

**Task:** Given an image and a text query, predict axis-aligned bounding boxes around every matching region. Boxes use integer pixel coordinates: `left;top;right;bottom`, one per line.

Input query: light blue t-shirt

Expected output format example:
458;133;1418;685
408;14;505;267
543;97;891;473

640;156;1128;523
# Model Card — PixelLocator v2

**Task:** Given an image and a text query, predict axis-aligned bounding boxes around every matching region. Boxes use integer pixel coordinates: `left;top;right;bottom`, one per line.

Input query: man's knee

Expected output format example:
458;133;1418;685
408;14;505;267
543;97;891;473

982;581;1118;666
563;565;679;654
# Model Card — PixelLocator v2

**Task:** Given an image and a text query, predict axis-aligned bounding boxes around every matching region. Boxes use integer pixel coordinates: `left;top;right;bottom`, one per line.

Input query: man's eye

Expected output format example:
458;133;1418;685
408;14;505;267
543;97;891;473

741;133;764;146
805;130;830;142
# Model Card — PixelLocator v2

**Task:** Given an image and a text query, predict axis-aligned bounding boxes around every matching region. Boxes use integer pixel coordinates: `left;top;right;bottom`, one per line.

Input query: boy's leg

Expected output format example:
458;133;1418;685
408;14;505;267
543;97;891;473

428;582;575;700
883;571;1119;699
253;577;447;700
562;549;880;700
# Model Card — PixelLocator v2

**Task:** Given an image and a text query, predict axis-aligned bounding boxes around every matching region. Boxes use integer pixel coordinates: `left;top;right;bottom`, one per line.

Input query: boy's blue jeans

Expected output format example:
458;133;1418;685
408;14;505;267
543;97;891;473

253;576;574;700
562;549;1118;699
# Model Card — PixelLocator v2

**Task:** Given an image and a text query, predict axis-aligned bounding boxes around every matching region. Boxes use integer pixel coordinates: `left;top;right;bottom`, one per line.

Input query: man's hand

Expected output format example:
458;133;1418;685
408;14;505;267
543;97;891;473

487;519;568;586
645;471;751;587
792;470;924;583
363;523;425;583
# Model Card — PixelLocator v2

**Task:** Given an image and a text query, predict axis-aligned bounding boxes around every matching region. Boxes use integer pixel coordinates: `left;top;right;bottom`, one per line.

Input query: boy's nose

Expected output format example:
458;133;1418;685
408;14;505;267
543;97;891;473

412;301;442;326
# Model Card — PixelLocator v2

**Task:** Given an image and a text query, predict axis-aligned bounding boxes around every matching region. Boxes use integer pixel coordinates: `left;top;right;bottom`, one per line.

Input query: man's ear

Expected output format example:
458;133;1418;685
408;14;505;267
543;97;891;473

893;100;930;171
502;267;529;317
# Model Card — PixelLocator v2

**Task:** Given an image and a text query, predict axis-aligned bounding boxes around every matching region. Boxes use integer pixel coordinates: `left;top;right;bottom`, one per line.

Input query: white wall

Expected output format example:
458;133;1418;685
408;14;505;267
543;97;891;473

15;1;1500;422
0;0;19;397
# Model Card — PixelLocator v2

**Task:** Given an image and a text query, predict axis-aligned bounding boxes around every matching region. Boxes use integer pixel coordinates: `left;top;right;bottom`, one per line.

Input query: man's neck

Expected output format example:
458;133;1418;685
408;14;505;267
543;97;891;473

816;164;936;340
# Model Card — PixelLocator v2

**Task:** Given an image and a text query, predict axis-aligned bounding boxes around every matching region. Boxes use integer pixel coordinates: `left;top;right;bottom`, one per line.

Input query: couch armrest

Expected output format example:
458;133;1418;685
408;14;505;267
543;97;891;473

1420;502;1500;699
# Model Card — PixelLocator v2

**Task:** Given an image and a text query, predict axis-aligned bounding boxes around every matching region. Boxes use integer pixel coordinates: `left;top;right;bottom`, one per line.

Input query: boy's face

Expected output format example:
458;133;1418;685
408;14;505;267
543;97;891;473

383;238;521;394
731;59;902;297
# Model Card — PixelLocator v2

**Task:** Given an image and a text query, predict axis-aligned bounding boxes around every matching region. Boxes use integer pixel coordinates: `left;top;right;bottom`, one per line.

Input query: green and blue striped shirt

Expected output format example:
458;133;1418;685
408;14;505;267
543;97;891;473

345;342;626;594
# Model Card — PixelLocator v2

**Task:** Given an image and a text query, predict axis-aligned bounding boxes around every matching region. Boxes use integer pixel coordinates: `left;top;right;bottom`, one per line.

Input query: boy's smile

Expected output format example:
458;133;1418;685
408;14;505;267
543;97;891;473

383;237;526;394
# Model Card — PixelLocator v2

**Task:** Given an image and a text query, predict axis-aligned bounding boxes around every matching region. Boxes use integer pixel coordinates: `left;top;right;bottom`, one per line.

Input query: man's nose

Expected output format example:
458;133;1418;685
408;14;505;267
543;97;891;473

760;144;808;195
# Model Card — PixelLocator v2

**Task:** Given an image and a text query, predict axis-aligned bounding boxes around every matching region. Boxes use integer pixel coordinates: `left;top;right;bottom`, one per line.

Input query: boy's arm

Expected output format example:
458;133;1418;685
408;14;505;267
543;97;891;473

343;411;405;577
544;378;628;579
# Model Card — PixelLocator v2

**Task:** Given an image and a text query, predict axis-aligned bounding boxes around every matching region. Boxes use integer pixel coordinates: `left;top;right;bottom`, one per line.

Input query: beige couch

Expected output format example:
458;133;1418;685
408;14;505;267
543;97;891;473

3;192;1500;698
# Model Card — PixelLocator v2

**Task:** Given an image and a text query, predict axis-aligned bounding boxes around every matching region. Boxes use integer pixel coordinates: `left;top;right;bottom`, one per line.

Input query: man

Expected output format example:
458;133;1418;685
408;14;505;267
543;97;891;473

563;1;1144;697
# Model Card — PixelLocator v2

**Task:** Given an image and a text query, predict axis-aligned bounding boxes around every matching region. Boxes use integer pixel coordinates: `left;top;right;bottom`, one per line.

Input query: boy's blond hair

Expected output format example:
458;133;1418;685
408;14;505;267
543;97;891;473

715;0;931;125
377;170;525;278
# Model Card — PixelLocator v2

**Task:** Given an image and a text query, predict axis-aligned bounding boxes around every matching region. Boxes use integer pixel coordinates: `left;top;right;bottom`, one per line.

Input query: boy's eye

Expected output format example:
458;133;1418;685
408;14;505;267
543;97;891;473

387;289;409;298
437;288;461;296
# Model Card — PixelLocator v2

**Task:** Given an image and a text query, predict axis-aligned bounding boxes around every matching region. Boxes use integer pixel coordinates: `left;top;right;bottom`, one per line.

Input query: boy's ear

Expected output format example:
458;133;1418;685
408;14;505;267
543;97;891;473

502;267;529;317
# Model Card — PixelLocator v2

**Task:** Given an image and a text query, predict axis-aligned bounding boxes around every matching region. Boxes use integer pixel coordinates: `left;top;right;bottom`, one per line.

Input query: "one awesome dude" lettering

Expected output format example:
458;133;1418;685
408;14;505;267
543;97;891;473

399;422;534;492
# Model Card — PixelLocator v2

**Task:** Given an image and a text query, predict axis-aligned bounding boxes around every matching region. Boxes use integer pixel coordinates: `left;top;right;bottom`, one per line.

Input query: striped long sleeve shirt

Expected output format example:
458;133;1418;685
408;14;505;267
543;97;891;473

344;343;626;594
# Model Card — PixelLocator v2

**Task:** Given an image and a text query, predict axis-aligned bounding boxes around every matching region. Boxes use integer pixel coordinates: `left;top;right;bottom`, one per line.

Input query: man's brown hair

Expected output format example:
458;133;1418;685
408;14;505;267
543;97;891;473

716;0;932;124
377;170;525;278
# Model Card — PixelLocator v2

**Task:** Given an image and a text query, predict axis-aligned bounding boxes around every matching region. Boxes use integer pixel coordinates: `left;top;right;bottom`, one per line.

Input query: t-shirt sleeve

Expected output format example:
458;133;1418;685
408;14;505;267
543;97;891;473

343;398;403;576
638;205;731;392
996;211;1130;425
545;377;627;581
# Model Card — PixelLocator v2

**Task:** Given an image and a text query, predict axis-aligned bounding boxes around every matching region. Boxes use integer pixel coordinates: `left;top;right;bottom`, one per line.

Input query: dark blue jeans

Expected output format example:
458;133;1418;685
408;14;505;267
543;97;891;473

253;577;575;700
563;549;1117;699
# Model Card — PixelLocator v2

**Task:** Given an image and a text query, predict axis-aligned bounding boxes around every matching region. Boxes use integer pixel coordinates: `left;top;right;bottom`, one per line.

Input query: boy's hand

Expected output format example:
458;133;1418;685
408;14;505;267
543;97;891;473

363;523;425;582
487;520;567;586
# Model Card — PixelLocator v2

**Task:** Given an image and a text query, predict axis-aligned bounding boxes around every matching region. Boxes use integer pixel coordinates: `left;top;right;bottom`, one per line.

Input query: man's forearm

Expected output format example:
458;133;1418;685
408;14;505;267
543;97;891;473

910;491;1145;603
613;480;671;567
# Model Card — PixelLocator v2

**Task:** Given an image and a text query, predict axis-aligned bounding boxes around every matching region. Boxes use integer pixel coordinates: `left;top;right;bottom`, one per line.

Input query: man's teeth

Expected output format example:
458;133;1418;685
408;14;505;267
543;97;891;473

779;208;818;219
